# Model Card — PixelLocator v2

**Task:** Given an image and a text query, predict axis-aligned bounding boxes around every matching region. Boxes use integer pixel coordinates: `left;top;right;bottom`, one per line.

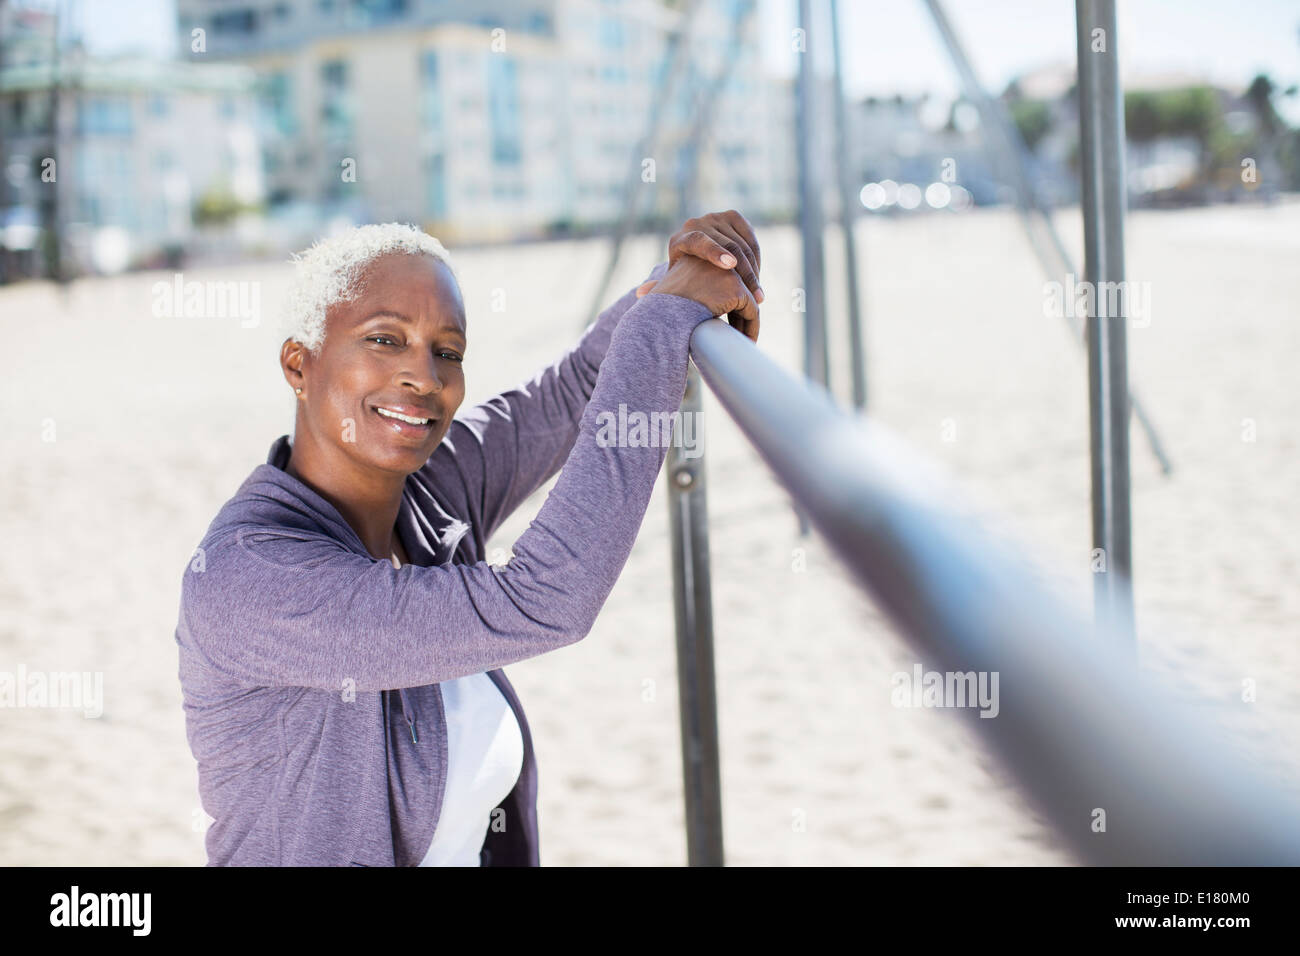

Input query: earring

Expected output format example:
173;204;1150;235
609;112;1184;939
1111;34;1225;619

295;387;303;395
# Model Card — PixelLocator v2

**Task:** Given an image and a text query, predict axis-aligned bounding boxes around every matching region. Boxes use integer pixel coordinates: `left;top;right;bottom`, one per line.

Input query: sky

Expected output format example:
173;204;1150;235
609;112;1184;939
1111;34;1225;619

39;0;1300;122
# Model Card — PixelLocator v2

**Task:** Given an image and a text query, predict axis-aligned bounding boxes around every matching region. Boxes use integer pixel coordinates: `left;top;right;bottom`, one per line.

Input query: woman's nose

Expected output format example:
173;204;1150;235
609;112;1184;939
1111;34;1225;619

397;356;443;394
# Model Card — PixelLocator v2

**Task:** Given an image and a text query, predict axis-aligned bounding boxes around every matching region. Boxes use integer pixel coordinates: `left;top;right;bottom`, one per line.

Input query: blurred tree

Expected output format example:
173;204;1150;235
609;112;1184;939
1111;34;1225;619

1124;86;1219;143
1246;73;1300;190
1009;99;1052;153
1245;74;1283;138
193;184;256;226
1126;86;1239;184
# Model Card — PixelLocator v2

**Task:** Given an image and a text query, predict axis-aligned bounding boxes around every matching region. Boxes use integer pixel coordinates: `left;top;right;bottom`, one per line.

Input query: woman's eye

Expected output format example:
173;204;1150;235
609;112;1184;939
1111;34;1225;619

367;335;398;346
439;351;464;363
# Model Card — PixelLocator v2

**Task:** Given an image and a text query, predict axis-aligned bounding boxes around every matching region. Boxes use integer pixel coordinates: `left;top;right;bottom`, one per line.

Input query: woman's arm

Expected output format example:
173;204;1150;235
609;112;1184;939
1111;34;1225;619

423;205;764;543
422;260;671;543
178;289;717;693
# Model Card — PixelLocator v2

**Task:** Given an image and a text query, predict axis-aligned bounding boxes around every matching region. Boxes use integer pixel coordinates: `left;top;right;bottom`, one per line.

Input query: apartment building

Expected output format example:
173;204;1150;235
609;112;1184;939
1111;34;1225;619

1;1;263;275
174;0;796;241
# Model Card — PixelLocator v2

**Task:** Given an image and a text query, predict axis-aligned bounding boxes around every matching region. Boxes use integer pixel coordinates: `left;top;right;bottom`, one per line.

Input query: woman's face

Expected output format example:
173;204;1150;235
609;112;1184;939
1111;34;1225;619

288;251;468;477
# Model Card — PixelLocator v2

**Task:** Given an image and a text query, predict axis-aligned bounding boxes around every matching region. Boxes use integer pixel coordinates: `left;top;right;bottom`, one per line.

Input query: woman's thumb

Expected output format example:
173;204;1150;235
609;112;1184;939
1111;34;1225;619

636;280;658;298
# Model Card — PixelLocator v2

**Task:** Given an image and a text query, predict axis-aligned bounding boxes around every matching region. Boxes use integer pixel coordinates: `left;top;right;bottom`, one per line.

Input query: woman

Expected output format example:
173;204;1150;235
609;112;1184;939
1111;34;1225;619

175;212;763;866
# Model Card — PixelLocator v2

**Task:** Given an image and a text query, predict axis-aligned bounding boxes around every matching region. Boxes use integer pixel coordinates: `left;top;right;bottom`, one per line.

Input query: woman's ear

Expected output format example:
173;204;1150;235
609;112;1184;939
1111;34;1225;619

281;338;307;392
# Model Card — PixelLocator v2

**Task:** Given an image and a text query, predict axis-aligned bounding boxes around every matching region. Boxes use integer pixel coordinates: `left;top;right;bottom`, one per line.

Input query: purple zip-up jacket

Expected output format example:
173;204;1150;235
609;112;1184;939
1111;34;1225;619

175;259;717;866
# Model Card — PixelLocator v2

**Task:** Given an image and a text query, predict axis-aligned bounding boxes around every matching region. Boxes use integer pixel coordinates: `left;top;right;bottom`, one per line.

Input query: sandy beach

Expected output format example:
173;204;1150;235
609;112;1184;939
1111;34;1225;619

1;201;1297;865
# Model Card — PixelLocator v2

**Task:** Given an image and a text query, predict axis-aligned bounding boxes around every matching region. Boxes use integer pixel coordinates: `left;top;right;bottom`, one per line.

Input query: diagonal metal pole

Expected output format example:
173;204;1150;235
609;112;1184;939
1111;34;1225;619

1075;0;1136;645
792;0;830;536
579;0;704;332
687;314;1300;864
830;0;867;411
922;0;1172;477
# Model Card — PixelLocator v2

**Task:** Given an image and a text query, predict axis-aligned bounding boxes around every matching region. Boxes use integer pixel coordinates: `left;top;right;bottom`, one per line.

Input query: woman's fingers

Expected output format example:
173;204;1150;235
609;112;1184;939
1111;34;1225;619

727;311;760;344
671;229;738;271
726;276;761;329
711;222;763;303
720;209;761;273
671;227;762;303
636;279;657;298
663;213;764;328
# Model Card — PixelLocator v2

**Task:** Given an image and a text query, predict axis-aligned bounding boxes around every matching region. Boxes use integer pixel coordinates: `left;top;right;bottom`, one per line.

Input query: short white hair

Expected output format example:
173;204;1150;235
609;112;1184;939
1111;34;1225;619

280;222;458;355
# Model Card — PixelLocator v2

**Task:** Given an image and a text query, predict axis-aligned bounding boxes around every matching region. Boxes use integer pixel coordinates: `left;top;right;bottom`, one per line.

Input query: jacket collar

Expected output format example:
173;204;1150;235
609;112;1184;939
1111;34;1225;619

259;434;435;743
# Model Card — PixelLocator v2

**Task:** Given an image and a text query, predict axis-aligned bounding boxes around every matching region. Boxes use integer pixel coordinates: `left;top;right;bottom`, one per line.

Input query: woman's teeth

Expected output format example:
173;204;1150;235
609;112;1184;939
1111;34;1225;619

376;407;431;425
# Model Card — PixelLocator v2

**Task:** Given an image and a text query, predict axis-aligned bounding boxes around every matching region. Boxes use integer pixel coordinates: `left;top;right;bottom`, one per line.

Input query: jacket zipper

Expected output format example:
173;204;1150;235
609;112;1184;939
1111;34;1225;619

393;518;470;748
398;688;417;743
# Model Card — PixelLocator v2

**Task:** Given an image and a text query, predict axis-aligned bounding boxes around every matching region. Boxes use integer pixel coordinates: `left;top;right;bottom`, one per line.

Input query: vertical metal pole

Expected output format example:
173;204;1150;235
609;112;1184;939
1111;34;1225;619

829;0;866;411
44;0;65;283
794;0;829;535
656;4;757;863
1075;0;1135;645
795;0;829;391
0;0;9;284
666;364;724;866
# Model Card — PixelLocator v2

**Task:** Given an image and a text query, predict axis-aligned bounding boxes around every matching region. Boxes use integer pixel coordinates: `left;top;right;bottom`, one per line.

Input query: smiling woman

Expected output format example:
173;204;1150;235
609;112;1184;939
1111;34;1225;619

173;216;762;867
278;238;471;558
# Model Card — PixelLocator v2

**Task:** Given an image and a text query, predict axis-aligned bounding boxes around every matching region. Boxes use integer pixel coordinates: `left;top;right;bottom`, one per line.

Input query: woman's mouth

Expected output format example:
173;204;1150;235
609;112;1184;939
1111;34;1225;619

372;405;437;438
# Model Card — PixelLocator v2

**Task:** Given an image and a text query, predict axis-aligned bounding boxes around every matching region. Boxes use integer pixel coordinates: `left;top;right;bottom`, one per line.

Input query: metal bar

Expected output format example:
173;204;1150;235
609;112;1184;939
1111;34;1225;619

922;0;1172;477
1075;0;1135;645
685;316;1300;864
829;0;867;411
665;363;724;866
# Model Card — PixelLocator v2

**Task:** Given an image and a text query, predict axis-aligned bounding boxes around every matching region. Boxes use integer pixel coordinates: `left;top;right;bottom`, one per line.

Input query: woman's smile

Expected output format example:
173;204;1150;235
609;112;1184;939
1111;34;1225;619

371;402;440;440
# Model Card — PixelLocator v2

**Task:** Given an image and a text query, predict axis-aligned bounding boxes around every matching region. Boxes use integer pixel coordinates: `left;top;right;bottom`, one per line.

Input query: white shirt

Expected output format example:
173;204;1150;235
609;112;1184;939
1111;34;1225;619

391;550;525;867
418;671;525;866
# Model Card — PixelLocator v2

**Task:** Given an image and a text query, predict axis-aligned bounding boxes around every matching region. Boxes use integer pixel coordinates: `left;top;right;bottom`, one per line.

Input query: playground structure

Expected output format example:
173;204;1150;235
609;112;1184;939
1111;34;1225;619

586;0;1299;865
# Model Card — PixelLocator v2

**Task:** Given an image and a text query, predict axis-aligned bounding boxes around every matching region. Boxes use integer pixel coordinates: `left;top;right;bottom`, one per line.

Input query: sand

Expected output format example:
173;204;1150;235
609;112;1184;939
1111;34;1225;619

1;201;1297;865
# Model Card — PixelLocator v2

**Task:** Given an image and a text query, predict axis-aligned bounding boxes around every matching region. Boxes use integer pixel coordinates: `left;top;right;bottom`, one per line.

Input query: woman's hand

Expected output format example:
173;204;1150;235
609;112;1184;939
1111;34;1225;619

648;252;760;339
636;210;762;343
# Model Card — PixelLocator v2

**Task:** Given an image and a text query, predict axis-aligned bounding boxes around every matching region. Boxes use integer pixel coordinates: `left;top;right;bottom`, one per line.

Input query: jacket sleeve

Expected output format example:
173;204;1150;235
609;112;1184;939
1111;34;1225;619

427;260;671;543
179;288;716;693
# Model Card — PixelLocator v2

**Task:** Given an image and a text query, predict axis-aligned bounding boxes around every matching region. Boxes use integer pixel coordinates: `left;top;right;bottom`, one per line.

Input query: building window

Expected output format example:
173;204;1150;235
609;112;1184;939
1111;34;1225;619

420;51;442;135
599;16;624;50
426;152;447;218
259;71;297;136
487;55;521;165
77;96;132;135
211;9;258;35
14;94;52;134
351;0;408;24
321;59;353;143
